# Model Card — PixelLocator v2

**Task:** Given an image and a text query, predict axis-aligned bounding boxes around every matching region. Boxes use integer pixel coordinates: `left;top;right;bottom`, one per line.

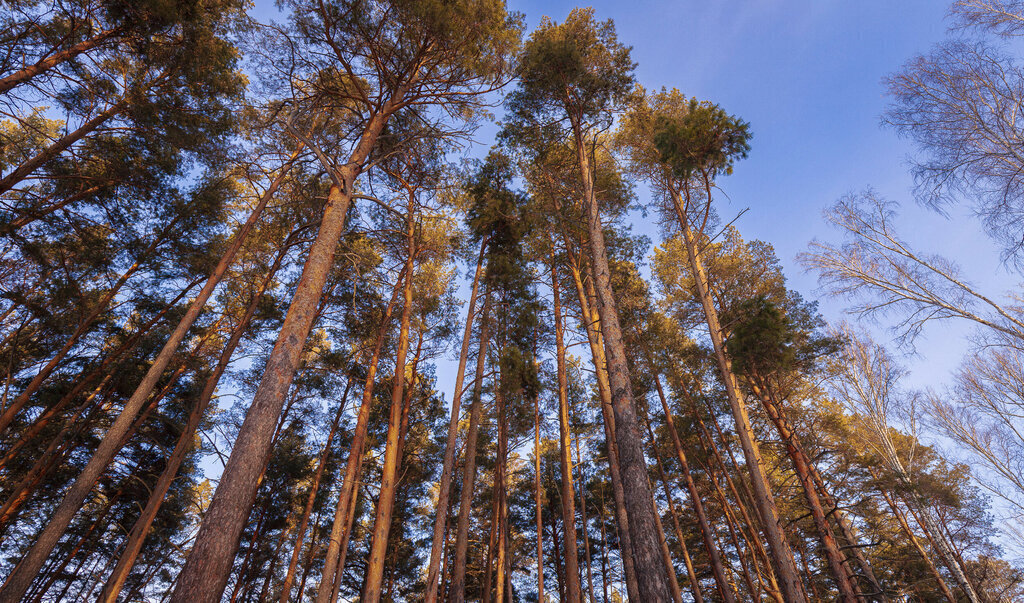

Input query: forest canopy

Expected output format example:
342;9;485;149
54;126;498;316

0;0;1022;601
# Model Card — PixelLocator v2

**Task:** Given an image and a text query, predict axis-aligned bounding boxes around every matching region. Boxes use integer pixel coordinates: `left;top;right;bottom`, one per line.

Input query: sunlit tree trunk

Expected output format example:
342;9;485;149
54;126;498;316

572;432;596;603
362;202;416;601
649;368;735;603
316;260;410;603
572;118;672;601
551;252;582;603
425;237;488;603
749;381;858;602
668;184;805;602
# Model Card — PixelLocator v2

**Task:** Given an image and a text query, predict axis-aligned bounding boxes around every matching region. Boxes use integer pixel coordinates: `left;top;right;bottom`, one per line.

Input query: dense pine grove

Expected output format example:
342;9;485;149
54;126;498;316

1;0;1023;601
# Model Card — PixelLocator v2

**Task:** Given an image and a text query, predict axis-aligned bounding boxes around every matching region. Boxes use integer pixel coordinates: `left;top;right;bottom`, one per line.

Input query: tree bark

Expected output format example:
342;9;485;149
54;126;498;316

649;368;735;603
551;252;582;603
448;289;492;602
316;261;409;603
0;150;297;603
669;185;806;602
569;126;671;600
424;236;488;603
362;198;416;602
564;249;640;601
751;382;858;602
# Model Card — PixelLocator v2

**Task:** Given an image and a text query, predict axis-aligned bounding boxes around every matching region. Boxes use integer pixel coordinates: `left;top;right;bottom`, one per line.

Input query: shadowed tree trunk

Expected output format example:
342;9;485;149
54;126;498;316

565;248;640;601
648;367;735;603
572;117;673;601
448;288;492;602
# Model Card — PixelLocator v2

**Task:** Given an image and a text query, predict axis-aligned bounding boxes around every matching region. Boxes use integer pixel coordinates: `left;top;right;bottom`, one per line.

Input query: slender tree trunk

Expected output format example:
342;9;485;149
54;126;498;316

564;250;640;601
551;252;583;603
649;368;735;603
276;381;352;603
0;151;299;603
0;27;123;94
483;482;500;603
550;499;566;603
448;290;492;602
878;487;956;601
534;387;546;603
424;236;488;602
669;186;805;602
100;244;289;603
494;384;508;603
644;418;706;603
598;500;610;603
0;101;126;196
362;206;416;602
572;122;672;601
572;432;596;603
316;261;409;603
751;382;858;602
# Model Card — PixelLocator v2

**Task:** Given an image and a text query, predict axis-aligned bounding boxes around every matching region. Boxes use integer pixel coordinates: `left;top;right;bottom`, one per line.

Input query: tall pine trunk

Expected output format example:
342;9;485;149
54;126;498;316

750;382;858;602
565;250;640;601
362;199;416;601
571;124;672;601
448;290;493;602
669;186;805;602
424;237;488;602
550;252;582;603
316;260;409;603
